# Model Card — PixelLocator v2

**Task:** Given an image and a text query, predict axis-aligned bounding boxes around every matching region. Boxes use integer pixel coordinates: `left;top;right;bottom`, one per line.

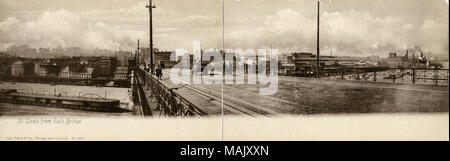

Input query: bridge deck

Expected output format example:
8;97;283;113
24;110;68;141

159;69;448;115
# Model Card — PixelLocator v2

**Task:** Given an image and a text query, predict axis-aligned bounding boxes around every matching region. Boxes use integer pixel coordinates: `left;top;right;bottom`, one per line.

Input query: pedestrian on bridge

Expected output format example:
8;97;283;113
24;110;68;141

145;63;150;72
156;65;162;80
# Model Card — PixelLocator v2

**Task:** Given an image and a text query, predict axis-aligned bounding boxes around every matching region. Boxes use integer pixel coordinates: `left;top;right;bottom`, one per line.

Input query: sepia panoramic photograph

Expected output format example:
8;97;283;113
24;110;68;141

0;0;448;141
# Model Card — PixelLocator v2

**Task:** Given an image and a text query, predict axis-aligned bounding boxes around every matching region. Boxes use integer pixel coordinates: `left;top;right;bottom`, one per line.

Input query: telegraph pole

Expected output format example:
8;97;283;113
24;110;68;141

316;1;320;78
146;0;156;74
137;39;140;66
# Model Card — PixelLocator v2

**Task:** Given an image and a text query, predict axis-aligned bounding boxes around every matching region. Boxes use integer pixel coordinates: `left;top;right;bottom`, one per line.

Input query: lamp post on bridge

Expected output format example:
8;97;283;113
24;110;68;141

316;1;320;78
146;0;156;75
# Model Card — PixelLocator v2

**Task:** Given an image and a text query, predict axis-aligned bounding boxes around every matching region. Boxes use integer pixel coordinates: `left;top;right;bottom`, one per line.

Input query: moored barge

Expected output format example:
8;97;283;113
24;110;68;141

0;89;124;112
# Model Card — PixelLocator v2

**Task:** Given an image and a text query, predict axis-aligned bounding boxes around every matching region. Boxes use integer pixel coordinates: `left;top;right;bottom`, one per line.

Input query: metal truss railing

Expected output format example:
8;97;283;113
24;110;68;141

133;68;207;117
324;67;449;86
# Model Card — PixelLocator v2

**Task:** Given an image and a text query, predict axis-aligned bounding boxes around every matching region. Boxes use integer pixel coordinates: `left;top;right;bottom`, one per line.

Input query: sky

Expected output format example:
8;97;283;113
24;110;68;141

0;0;448;58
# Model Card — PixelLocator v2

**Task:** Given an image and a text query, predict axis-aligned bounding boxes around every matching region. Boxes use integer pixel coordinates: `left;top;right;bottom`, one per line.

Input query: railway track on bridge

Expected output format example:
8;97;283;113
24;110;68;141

158;69;281;116
182;84;280;117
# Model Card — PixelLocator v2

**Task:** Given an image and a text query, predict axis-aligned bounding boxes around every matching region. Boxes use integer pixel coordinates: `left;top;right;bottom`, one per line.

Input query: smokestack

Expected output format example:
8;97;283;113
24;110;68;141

414;46;424;58
406;49;408;60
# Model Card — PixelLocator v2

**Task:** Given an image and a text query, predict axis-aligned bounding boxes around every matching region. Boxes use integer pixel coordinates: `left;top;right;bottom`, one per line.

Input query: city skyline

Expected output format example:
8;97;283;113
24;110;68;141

0;0;448;59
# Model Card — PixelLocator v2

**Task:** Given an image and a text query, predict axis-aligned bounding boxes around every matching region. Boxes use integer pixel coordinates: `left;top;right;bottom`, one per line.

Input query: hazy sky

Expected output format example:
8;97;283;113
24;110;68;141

0;0;448;58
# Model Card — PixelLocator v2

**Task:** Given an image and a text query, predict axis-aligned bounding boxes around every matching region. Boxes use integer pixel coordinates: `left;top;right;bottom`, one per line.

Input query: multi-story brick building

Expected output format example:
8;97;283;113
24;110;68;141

11;61;24;76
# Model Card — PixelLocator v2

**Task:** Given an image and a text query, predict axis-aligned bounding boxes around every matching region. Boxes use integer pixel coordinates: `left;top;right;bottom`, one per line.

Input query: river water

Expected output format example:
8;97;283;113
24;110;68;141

0;82;134;117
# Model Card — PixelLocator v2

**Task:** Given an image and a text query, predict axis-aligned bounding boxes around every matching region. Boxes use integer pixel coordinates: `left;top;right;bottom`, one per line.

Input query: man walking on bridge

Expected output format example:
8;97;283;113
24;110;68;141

156;65;162;80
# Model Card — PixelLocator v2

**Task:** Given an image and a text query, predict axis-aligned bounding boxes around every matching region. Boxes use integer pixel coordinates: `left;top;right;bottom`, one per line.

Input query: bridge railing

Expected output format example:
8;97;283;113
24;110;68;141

323;67;449;86
134;68;207;117
132;71;153;116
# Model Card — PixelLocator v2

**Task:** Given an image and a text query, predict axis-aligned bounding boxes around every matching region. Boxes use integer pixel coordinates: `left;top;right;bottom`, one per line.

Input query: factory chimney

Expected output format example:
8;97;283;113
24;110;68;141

406;49;408;60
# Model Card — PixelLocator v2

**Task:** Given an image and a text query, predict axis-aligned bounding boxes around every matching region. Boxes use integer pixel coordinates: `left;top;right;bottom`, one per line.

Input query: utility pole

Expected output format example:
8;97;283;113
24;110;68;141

146;0;156;74
137;39;140;66
316;1;320;78
134;49;137;62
